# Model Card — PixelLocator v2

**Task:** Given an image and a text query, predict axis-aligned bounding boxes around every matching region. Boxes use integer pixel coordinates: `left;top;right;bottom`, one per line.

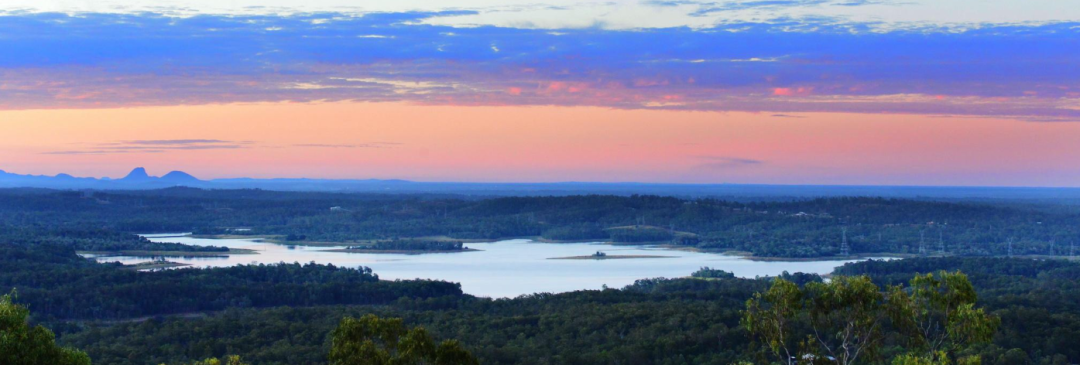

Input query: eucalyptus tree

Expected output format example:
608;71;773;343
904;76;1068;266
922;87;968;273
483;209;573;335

744;271;997;365
743;278;805;365
330;314;478;365
886;271;998;364
802;276;886;365
0;291;91;365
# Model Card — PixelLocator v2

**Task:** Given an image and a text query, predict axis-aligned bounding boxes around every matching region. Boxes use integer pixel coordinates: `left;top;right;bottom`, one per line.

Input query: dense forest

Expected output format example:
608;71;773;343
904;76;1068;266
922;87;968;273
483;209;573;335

2;188;1079;258
0;244;463;321
344;239;468;252
0;226;229;253
3;188;1080;364
23;257;1075;365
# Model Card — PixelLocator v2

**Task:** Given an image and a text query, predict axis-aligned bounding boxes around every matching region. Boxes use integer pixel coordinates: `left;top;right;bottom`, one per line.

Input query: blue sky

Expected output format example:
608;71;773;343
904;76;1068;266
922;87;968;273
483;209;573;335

2;1;1080;186
3;0;1079;30
0;7;1078;120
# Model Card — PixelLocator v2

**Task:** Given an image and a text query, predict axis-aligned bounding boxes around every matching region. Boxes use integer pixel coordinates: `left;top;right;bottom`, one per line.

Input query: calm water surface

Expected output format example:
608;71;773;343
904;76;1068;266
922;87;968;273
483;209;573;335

88;234;877;298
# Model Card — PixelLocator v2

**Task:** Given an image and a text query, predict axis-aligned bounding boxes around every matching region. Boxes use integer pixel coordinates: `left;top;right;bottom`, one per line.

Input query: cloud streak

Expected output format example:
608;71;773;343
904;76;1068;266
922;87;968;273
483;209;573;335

44;139;251;155
293;142;402;148
42;139;406;154
117;139;241;146
0;12;1077;120
695;156;765;169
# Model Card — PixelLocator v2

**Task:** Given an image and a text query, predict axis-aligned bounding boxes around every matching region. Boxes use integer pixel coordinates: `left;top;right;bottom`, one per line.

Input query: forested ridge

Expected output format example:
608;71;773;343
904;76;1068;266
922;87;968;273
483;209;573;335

28;257;1077;365
2;188;1078;258
0;244;463;321
4;188;1080;364
5;242;1077;364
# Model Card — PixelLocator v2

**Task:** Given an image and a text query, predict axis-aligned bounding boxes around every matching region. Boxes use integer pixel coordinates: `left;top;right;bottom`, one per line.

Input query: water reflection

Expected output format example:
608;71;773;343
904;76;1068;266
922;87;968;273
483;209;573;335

86;234;880;298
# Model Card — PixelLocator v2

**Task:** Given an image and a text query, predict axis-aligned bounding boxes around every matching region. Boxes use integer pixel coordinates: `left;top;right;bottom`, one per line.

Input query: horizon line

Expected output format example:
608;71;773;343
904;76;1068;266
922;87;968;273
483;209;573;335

4;167;1080;190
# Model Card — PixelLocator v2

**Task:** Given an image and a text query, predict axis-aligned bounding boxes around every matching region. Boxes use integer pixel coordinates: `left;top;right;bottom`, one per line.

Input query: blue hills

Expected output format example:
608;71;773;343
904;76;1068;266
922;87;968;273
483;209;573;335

2;167;1080;201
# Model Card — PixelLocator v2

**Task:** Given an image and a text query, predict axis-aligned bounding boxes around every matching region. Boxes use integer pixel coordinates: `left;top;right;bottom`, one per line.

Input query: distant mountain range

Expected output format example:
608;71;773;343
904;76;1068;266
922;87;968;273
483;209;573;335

1;167;205;189
3;167;1080;201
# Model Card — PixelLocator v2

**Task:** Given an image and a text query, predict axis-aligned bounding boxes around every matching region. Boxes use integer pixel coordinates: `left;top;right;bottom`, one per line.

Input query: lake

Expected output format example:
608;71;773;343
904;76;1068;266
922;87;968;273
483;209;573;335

87;234;879;298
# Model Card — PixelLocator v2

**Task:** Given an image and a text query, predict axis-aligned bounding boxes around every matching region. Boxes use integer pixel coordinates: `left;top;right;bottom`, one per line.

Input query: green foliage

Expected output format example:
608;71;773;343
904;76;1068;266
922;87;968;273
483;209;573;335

540;225;608;241
886;271;998;361
0;226;227;252
1;189;1078;364
745;276;887;365
891;352;953;365
0;244;463;321
995;349;1030;364
47;258;1080;364
836;258;1076;364
743;278;804;365
167;356;249;365
61;276;764;365
893;354;982;365
691;267;736;279
745;271;997;365
350;240;465;252
0;291;91;365
330;314;477;365
607;227;674;243
4;189;1078;258
804;276;887;365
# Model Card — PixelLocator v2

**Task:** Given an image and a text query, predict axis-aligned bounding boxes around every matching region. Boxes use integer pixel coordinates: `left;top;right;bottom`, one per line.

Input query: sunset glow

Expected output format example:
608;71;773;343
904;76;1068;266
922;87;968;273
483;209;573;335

2;102;1079;186
1;1;1079;186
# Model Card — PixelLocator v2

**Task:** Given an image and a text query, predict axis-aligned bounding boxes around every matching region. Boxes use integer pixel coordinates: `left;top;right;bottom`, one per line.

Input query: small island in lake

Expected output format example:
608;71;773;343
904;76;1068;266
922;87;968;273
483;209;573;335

325;239;479;254
123;260;191;270
549;250;676;260
80;248;257;258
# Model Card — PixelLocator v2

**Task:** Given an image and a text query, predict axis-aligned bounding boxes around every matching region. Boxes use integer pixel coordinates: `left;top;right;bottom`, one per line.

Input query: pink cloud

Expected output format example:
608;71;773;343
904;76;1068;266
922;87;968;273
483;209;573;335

545;81;589;93
633;78;670;87
773;87;814;96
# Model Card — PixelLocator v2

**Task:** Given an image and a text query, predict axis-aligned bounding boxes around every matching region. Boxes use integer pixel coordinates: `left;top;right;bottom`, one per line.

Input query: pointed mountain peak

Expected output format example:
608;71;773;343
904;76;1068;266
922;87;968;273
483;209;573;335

121;167;151;181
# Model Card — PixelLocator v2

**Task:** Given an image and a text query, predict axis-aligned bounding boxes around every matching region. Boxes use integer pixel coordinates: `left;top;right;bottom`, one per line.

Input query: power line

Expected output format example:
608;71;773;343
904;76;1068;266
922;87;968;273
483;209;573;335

920;230;928;254
938;227;946;255
840;227;850;257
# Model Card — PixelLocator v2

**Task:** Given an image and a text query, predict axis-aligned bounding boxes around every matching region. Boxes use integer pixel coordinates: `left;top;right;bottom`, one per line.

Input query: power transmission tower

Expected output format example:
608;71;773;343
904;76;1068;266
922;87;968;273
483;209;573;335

1071;241;1076;260
1050;240;1056;257
1007;238;1014;258
840;227;850;257
919;230;927;255
938;227;946;255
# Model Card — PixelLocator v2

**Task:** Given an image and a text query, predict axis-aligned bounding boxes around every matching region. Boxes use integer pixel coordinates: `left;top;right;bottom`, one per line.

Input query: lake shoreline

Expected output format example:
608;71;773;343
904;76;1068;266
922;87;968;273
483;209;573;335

80;248;258;257
122;261;191;270
167;234;909;263
118;234;891;298
548;254;676;260
323;248;482;255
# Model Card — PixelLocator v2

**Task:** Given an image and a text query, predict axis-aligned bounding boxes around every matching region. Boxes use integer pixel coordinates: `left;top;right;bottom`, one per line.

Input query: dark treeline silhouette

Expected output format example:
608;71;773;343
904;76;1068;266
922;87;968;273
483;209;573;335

0;244;463;321
36;258;1080;365
0;226;228;252
348;240;466;251
3;188;1079;257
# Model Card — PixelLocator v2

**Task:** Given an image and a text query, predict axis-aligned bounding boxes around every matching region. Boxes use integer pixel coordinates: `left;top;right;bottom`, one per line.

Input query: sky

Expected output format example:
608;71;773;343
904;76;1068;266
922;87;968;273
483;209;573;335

1;1;1079;186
